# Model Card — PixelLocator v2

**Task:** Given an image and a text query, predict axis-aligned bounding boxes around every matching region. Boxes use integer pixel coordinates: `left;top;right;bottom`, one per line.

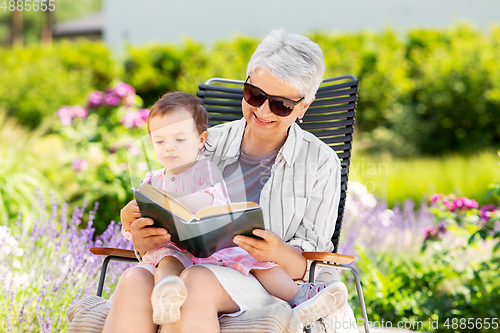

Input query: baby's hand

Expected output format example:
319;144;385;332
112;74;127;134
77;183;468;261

120;200;142;230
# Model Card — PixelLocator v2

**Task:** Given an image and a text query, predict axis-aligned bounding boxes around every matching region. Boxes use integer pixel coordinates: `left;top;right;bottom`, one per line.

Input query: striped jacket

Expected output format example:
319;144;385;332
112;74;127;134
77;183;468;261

206;118;341;253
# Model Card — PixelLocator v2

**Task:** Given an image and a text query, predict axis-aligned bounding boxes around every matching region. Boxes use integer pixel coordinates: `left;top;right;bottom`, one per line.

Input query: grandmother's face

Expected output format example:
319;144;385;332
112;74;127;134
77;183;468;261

242;68;310;141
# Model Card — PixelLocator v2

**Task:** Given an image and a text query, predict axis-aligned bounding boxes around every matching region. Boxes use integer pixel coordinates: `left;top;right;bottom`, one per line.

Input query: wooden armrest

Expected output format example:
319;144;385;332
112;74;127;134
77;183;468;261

302;252;354;264
89;247;137;259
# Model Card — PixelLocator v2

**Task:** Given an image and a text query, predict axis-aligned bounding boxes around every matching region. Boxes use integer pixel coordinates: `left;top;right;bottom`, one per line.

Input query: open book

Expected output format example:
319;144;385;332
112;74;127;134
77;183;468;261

133;183;264;258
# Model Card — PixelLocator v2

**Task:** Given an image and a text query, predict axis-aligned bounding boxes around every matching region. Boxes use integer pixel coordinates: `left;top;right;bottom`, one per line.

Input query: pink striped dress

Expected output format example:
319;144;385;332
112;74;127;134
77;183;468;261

122;159;277;276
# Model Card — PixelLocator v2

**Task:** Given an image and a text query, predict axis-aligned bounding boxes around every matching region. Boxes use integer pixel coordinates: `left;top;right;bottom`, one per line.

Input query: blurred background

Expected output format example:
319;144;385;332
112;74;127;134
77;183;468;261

1;1;500;332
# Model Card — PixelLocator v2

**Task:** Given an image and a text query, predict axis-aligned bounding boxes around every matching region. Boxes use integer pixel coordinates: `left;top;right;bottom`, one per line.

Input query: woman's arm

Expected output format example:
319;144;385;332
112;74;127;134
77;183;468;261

287;152;341;253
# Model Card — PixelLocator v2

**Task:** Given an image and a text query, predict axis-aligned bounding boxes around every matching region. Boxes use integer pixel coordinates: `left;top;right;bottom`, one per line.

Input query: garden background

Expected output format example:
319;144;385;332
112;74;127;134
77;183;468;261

1;20;500;332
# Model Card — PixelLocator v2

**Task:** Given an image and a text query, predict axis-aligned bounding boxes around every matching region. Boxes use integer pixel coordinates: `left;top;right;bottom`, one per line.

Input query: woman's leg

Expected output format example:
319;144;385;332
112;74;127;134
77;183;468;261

160;265;240;333
102;266;158;333
252;267;300;301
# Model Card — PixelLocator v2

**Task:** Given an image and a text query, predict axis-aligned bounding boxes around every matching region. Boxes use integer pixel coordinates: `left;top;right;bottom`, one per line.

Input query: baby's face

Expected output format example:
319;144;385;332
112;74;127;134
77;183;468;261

149;109;206;174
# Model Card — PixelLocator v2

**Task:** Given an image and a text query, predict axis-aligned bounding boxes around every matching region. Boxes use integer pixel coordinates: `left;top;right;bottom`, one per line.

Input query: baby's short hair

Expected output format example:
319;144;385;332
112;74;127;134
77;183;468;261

147;92;208;135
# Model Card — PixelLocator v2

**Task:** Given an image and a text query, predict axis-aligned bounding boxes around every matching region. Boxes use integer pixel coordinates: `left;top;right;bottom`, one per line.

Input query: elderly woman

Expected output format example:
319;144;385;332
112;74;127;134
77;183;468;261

103;30;352;333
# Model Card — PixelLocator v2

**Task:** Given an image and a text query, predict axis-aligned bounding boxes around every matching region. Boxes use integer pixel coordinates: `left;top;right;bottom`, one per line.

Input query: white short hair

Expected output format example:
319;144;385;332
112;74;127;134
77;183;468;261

246;29;325;104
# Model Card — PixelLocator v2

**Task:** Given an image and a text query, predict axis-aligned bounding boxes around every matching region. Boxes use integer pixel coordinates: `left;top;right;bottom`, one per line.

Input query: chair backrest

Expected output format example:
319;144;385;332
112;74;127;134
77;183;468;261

197;75;358;253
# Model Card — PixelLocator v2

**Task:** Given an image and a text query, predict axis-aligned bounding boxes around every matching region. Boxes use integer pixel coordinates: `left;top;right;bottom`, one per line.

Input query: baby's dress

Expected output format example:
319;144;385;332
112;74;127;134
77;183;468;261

122;158;277;276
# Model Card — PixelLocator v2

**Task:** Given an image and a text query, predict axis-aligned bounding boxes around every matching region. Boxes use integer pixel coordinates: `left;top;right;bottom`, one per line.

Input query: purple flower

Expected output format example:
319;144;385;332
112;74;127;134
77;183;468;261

112;82;135;98
479;204;497;221
56;106;73;126
71;158;88;173
87;90;104;109
104;91;121;106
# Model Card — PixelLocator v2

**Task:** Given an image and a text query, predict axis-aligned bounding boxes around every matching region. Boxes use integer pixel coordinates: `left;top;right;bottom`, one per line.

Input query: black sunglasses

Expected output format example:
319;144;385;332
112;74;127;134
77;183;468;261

243;78;304;117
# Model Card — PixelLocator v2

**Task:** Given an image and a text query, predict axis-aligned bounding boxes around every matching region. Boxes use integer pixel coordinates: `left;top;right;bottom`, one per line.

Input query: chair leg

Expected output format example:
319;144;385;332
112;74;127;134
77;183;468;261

307;261;370;333
96;255;139;297
338;264;370;333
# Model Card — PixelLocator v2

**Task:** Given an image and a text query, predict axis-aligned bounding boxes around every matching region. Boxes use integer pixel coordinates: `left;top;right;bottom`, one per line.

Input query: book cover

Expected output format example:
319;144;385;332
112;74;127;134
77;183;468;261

133;188;265;258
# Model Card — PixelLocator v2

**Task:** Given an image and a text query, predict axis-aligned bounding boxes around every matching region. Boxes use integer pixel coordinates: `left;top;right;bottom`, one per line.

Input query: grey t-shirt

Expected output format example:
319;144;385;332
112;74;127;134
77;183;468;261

222;148;280;204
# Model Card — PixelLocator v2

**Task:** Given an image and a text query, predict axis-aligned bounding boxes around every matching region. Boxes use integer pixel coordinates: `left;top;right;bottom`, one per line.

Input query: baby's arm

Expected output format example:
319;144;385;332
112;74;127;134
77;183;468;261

120;199;142;231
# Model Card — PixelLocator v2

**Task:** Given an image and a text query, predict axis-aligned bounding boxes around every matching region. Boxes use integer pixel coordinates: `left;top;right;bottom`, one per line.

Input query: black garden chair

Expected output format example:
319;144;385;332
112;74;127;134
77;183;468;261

90;74;370;333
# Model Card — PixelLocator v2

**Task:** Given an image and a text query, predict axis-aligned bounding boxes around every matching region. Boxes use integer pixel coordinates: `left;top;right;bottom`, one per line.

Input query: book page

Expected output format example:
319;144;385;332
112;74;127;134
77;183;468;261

138;183;260;222
194;202;260;219
138;183;193;221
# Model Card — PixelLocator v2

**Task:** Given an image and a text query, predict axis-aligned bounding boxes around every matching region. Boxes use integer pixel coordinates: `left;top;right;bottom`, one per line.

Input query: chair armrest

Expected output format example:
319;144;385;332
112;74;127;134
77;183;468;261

302;252;354;264
89;247;137;259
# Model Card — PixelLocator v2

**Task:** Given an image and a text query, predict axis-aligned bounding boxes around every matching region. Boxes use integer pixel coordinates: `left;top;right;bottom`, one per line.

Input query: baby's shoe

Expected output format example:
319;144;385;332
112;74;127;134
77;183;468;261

288;280;348;324
151;275;187;325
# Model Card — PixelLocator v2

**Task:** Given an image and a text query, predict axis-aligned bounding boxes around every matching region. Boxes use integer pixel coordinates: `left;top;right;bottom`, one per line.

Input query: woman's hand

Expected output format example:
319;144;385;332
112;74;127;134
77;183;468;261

233;229;307;279
131;217;170;257
233;229;285;262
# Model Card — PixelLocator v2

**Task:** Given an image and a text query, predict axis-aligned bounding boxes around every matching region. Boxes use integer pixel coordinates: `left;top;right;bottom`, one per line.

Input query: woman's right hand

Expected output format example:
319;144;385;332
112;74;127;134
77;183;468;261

131;217;171;257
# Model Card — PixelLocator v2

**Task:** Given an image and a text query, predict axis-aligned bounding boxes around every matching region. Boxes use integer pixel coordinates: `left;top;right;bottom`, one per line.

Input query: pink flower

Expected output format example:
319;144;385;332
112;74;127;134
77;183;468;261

73;106;88;119
138;108;150;122
104;91;121;106
453;198;465;210
453;197;478;211
121;112;137;129
429;193;441;204
464;198;478;209
422;226;434;240
121;109;149;128
422;223;446;241
57;106;73;126
444;201;455;212
123;94;136;107
109;144;119;154
112;82;135;98
71;158;88;173
87;91;104;109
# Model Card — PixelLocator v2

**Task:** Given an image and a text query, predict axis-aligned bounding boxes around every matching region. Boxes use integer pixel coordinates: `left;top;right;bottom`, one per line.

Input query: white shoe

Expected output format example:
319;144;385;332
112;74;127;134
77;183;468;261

292;280;348;325
151;275;187;325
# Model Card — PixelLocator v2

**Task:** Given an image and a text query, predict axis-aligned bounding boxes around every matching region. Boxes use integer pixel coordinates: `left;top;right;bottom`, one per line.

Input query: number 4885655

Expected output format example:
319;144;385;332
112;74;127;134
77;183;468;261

444;318;498;330
1;0;56;11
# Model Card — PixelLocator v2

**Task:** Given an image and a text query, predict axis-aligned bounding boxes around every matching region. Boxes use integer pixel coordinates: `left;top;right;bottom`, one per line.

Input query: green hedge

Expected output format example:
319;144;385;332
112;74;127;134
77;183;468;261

2;25;500;154
0;40;118;129
121;25;500;156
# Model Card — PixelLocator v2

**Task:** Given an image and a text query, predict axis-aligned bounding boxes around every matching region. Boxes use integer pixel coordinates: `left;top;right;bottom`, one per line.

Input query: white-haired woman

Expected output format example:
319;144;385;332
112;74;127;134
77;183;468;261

104;30;350;333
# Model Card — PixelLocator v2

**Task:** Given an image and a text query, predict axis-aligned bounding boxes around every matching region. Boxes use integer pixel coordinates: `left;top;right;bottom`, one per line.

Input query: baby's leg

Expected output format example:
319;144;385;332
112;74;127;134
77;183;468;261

251;266;300;301
155;256;185;284
151;255;189;325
